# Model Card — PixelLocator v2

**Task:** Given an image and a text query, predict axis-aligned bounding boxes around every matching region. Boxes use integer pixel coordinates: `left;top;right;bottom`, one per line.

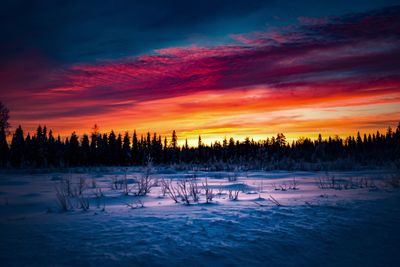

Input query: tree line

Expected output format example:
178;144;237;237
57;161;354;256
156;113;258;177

0;102;399;170
0;122;399;170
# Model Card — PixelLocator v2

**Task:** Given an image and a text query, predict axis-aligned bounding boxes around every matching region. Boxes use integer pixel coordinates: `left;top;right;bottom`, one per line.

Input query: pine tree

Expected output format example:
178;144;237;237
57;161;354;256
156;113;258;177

90;125;100;165
132;130;139;164
55;135;64;166
163;136;168;163
108;131;117;164
68;132;79;166
116;133;123;164
171;130;177;149
227;138;235;159
1;120;400;169
34;125;45;166
122;132;131;165
81;134;90;165
47;130;56;166
0;126;9;166
170;130;178;162
25;133;33;166
10;125;24;167
145;132;151;160
198;135;203;162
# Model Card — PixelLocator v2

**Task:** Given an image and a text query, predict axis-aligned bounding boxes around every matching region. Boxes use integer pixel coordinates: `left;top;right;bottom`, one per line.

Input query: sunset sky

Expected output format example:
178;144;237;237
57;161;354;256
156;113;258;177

1;0;399;145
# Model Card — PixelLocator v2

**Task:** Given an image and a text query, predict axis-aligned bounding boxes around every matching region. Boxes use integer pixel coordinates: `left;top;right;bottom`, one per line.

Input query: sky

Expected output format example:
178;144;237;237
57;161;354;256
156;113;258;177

0;0;399;145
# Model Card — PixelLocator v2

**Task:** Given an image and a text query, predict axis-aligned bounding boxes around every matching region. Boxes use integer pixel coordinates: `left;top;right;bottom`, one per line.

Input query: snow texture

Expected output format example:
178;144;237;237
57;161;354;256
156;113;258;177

0;168;399;266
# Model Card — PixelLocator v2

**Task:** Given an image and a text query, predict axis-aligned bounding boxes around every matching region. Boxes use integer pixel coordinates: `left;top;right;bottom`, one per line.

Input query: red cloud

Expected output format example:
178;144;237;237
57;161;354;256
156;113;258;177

1;6;399;140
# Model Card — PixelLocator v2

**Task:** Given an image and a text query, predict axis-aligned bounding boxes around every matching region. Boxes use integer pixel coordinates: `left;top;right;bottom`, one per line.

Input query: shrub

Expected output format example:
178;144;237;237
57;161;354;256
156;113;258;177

76;194;90;211
160;179;180;203
93;188;106;211
177;179;191;205
189;178;201;203
202;178;214;203
135;167;156;196
289;177;299;190
55;183;72;212
77;176;87;196
228;189;240;200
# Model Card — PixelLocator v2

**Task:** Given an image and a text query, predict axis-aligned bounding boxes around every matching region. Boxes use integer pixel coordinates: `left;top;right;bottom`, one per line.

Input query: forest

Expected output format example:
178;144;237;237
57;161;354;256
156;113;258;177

1;122;399;170
0;101;398;170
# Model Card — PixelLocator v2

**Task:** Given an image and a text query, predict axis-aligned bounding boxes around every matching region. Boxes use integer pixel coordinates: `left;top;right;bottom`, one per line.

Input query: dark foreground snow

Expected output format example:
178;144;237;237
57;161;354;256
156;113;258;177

0;169;399;267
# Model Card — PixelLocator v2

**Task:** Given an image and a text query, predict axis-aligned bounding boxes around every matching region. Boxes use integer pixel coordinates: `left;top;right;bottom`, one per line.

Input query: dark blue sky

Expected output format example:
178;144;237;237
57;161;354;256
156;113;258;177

1;0;399;64
0;0;399;140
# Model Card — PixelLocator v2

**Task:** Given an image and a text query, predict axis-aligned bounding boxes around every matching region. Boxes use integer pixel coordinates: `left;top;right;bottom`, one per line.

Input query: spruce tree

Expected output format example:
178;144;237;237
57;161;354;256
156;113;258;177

90;125;100;165
132;130;138;164
81;134;90;165
10;125;24;167
122;132;131;165
47;130;56;166
116;133;123;164
171;130;178;162
0;126;9;166
68;132;79;166
35;125;45;166
108;131;117;164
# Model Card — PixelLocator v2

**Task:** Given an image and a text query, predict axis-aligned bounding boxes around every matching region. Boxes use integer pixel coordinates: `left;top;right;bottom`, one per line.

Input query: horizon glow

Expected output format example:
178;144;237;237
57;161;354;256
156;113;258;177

1;4;399;146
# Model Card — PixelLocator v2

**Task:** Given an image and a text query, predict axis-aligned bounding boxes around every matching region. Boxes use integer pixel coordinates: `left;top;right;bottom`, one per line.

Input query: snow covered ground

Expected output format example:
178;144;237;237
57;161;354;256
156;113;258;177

0;168;399;266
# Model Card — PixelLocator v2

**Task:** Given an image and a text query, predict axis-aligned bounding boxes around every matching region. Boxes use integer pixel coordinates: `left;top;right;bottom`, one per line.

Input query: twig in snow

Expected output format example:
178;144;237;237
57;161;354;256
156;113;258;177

268;195;282;206
253;201;267;207
124;199;144;209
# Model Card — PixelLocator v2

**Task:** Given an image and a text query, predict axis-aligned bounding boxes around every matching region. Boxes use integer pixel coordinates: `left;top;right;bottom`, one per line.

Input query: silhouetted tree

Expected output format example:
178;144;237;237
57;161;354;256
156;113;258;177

34;125;46;166
10;125;24;167
198;135;203;162
170;130;179;162
81;134;90;165
132;130;139;164
1;122;399;170
47;130;56;166
0;126;9;166
68;132;79;166
122;132;131;165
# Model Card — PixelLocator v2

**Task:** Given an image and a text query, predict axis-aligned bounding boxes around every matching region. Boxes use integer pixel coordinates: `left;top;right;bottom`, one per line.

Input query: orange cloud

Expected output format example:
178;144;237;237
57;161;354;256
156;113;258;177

1;7;400;144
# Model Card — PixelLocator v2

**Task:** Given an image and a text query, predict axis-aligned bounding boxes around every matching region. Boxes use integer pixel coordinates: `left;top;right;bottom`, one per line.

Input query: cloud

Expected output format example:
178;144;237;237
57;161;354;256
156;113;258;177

1;5;399;140
51;6;400;103
0;0;269;63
